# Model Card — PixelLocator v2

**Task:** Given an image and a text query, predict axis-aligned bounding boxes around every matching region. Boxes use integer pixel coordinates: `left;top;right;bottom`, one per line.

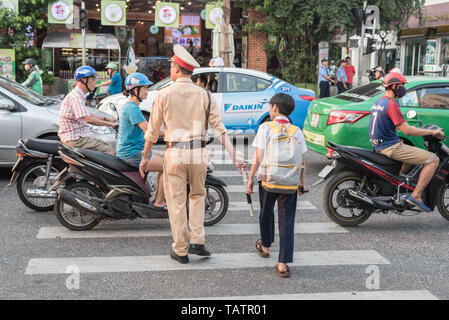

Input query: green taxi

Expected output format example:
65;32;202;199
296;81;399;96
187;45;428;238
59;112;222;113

303;77;449;157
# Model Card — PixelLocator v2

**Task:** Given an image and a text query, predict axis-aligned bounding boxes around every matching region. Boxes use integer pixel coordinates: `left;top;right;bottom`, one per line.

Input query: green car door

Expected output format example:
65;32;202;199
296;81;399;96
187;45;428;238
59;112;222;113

398;83;449;148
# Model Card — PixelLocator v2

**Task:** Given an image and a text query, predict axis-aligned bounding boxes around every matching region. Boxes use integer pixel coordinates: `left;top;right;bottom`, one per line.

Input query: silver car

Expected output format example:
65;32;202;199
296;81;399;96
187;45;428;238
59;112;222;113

0;76;116;167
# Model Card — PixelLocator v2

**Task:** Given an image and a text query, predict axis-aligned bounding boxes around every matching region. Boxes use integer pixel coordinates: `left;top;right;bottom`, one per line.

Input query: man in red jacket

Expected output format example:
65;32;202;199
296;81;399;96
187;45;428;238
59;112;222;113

344;56;356;90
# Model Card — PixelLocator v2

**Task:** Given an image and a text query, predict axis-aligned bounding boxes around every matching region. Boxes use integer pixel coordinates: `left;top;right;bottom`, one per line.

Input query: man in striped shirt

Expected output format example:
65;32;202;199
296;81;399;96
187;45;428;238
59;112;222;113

58;66;117;155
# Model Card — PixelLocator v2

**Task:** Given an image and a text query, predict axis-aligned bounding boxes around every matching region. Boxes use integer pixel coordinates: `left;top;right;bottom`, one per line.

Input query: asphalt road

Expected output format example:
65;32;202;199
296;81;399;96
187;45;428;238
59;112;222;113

0;136;448;301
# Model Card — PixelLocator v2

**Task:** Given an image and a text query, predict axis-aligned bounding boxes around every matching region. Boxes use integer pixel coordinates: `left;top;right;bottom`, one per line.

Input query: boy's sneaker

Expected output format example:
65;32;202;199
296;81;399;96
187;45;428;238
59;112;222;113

406;195;431;212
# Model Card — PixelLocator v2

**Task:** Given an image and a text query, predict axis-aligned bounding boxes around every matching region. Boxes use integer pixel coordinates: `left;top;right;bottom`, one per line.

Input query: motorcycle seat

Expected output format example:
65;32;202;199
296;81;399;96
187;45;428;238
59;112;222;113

336;144;402;167
77;148;138;172
23;138;61;155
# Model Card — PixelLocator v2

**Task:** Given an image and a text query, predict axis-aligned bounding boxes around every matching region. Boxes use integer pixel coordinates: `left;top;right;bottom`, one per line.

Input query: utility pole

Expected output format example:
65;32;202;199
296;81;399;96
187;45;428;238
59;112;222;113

221;0;232;67
81;0;86;65
357;1;367;86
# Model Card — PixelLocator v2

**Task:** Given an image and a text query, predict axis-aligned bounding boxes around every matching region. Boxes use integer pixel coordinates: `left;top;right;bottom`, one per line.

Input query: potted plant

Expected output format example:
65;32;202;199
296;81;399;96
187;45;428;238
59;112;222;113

41;70;54;96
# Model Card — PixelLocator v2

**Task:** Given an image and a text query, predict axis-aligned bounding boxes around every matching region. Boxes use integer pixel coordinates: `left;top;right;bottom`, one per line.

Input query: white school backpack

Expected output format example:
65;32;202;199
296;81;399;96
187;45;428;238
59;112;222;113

260;121;303;194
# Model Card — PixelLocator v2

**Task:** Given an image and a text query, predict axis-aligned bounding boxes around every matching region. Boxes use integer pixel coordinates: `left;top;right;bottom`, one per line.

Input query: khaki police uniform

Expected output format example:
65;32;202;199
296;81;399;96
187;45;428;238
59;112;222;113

145;45;227;256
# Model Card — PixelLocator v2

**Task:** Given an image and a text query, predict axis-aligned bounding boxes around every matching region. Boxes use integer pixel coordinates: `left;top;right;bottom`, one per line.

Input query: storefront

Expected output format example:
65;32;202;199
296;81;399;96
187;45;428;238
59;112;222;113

42;31;121;94
401;1;449;76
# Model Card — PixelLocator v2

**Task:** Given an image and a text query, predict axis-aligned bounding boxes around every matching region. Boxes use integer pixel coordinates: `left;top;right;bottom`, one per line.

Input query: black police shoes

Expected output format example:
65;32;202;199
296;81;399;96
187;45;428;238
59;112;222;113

170;251;189;264
189;244;211;256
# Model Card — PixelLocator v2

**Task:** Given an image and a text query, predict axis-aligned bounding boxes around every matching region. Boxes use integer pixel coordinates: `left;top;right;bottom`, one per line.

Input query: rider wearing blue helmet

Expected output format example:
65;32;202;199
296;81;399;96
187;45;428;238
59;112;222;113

116;72;166;209
58;66;118;155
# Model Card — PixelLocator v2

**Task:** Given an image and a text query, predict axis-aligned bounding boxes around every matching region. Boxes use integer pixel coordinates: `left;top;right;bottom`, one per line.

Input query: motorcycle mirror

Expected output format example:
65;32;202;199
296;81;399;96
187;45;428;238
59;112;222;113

109;103;117;112
406;110;417;119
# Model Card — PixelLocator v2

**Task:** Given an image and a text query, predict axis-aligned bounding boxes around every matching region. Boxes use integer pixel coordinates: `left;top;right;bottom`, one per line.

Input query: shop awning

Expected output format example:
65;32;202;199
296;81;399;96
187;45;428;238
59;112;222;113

43;32;120;50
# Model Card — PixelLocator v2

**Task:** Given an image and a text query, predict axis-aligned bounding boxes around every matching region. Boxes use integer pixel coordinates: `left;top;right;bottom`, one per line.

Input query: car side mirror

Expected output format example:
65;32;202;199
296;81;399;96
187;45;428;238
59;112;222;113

0;98;17;112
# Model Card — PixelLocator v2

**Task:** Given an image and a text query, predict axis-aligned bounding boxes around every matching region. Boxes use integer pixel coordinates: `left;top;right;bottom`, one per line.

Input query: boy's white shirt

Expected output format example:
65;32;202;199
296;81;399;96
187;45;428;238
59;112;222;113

252;116;307;181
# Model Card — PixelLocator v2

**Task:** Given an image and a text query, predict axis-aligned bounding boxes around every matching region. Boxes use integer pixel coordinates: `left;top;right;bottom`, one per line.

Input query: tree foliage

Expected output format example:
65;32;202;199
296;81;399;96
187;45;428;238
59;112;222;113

0;0;57;83
245;0;424;84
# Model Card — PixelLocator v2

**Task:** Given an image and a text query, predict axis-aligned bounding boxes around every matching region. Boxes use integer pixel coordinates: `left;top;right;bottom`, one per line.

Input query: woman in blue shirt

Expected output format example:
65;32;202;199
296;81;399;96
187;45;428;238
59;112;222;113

116;73;166;209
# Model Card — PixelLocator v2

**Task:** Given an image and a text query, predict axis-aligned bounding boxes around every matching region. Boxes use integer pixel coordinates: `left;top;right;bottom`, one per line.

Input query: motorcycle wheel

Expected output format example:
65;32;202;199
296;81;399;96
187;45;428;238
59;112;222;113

203;184;229;226
55;182;102;231
436;182;449;221
16;160;63;212
323;170;373;227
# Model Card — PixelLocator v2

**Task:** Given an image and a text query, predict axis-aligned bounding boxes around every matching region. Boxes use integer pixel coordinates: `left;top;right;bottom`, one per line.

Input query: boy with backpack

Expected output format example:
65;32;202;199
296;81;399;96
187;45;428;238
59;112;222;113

246;93;307;278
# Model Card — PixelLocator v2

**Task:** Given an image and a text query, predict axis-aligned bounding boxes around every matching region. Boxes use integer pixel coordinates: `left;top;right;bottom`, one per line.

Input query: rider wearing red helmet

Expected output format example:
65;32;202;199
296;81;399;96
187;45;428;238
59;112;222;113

368;72;444;212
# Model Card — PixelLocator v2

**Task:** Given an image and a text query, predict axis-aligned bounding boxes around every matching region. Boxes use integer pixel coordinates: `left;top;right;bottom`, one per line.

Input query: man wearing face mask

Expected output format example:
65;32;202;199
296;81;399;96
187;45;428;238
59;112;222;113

368;72;444;212
21;58;43;95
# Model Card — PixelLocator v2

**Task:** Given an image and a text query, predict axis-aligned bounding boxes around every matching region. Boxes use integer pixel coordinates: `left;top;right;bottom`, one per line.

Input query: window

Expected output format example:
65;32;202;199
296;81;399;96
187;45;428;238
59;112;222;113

256;78;272;91
226;73;257;92
0;77;46;106
417;87;449;109
336;83;384;103
398;90;419;108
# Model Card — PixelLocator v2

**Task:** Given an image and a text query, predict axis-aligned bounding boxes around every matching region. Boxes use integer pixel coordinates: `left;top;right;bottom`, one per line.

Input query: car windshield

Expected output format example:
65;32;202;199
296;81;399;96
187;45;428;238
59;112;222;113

148;76;172;91
0;76;48;105
336;82;384;102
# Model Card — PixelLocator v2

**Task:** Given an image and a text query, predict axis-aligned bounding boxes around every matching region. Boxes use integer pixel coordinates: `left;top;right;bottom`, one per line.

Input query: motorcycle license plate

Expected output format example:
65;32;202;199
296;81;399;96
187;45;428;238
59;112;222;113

318;165;334;179
11;157;23;172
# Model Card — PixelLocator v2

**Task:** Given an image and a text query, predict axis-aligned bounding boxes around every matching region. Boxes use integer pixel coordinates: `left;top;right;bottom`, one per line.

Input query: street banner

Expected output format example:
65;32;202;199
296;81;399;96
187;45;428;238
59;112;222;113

155;2;180;28
0;0;18;13
206;2;223;29
48;0;73;24
0;48;15;80
102;0;126;26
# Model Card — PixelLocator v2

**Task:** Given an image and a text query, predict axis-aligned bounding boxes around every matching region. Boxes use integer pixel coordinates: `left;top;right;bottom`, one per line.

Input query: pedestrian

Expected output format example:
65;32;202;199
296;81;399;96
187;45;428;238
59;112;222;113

58;66;117;155
21;58;43;95
191;73;208;90
318;58;335;98
117;72;166;210
246;93;307;278
337;60;348;94
96;62;123;95
139;44;246;264
344;56;356;90
374;66;385;80
187;40;195;55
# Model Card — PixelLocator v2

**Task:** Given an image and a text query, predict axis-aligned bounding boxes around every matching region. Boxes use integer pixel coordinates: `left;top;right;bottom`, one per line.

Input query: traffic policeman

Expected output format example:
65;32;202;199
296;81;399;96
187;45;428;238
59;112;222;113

139;45;246;264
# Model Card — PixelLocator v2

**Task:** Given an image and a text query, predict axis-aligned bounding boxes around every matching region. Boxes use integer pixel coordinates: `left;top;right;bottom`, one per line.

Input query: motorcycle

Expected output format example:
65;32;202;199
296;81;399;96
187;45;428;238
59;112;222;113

51;141;229;231
9;138;66;211
314;125;449;227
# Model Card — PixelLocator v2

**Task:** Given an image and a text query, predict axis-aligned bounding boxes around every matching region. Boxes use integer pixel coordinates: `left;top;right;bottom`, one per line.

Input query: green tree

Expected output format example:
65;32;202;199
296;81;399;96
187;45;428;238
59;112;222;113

0;0;57;83
245;0;424;84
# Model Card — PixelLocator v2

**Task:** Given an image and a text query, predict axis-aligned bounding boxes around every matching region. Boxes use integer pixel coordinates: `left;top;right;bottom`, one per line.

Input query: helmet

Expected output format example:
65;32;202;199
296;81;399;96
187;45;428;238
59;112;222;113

106;62;118;70
125;73;153;91
74;66;98;81
382;72;407;88
22;58;36;66
375;66;384;72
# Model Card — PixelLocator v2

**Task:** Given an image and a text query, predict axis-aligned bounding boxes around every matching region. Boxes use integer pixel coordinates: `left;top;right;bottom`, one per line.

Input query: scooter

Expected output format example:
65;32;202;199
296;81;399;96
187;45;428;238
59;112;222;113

314;125;449;227
9;138;66;211
51;141;229;231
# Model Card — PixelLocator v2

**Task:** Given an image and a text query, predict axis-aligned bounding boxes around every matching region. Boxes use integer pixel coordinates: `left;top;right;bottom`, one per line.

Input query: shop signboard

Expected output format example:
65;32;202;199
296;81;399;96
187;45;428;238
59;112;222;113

0;49;15;80
164;15;201;49
155;2;179;28
206;2;223;29
48;0;73;24
101;1;126;26
69;33;106;49
0;0;18;13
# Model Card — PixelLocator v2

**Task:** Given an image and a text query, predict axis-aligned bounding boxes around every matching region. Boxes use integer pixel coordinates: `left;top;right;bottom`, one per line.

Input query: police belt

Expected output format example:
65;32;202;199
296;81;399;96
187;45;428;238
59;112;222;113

166;139;206;149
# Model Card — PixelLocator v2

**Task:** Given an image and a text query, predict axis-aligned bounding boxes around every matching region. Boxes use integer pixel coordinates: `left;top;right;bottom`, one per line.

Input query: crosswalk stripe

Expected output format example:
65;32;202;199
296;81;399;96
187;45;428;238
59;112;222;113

210;171;242;177
36;222;347;239
24;250;389;275
229;201;317;210
192;290;438;300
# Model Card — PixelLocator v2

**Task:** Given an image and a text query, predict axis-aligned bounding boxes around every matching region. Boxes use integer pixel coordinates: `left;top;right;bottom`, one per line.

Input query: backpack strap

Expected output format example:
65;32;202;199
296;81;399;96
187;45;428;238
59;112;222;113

286;124;299;137
266;121;282;133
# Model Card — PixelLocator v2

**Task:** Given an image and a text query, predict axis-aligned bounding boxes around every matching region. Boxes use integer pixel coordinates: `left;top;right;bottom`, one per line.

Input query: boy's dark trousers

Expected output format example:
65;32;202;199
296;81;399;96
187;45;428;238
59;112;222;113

258;182;297;263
